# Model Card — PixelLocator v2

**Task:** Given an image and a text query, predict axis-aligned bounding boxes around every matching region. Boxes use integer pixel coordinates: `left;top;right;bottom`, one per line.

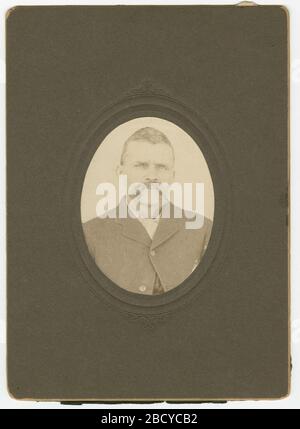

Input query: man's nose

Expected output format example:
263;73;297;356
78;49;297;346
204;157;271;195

144;166;159;182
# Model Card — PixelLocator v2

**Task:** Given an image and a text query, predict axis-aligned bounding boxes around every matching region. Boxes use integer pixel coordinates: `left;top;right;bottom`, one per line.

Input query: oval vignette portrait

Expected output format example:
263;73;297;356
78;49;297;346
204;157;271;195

81;117;215;296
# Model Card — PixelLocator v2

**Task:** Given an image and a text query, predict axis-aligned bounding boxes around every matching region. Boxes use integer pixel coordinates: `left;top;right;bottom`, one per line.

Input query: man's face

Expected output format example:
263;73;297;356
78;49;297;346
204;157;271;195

119;139;175;188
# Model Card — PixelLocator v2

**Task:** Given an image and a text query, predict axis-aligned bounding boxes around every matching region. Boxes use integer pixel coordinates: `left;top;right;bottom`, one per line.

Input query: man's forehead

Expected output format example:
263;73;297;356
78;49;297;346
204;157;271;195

124;139;174;160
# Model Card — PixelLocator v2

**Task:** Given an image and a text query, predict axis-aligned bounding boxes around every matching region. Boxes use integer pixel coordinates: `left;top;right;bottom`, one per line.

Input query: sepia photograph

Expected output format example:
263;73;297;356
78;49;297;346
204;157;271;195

81;117;215;295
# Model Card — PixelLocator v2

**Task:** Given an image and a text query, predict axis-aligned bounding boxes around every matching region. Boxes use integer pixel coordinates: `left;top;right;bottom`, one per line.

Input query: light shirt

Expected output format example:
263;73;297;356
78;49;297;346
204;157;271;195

126;201;165;294
127;201;161;240
138;216;160;240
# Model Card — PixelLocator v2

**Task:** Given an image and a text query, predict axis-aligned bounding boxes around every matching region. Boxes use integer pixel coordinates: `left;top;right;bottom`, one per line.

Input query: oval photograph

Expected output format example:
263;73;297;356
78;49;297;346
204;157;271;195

81;117;215;295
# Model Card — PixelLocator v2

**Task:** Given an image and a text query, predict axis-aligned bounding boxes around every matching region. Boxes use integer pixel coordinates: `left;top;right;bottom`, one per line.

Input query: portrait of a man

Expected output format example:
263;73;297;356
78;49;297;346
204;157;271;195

82;123;213;295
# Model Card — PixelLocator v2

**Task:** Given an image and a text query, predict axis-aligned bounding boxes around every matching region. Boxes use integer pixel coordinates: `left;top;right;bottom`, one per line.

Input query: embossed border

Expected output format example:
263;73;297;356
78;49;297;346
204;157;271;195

63;82;233;318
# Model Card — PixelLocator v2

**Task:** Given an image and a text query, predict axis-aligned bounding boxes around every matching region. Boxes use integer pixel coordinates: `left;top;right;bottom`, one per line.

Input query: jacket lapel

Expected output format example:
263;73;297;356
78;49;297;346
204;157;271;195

115;203;182;249
116;217;152;247
151;217;181;250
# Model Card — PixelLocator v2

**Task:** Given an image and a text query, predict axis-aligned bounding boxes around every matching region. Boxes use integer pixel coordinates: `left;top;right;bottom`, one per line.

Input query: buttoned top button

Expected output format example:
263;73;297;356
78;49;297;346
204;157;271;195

139;285;147;292
150;250;156;257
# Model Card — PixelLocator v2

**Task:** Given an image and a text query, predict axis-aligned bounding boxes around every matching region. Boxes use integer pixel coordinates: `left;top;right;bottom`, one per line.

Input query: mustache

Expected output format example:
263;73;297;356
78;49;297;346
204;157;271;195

143;180;160;189
132;182;163;194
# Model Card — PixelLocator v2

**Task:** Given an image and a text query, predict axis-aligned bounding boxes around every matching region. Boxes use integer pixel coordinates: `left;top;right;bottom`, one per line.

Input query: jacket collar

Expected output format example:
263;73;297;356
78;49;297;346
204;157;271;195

115;203;182;249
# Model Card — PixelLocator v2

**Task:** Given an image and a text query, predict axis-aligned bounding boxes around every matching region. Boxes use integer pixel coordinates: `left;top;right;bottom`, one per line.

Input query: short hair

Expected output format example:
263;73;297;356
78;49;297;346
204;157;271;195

120;127;175;165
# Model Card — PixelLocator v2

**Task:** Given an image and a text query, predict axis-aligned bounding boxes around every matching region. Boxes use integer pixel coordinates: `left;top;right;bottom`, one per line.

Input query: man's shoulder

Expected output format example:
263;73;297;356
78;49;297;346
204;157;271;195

175;210;213;234
82;216;119;237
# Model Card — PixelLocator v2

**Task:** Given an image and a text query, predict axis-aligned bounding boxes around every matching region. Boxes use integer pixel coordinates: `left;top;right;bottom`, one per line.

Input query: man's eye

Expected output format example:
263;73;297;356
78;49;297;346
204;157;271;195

156;164;168;170
134;162;147;168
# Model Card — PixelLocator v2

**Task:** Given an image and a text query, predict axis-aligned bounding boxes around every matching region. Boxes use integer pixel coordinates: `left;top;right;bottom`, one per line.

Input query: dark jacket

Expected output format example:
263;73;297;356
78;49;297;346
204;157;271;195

82;207;212;295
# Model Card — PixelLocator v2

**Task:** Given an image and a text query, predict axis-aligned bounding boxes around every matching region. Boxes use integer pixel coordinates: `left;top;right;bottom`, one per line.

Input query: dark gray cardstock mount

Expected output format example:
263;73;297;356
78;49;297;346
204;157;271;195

6;4;290;403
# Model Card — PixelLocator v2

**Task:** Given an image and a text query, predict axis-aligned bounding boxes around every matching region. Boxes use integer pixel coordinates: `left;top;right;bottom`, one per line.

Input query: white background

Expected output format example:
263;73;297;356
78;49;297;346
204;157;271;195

1;0;299;409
